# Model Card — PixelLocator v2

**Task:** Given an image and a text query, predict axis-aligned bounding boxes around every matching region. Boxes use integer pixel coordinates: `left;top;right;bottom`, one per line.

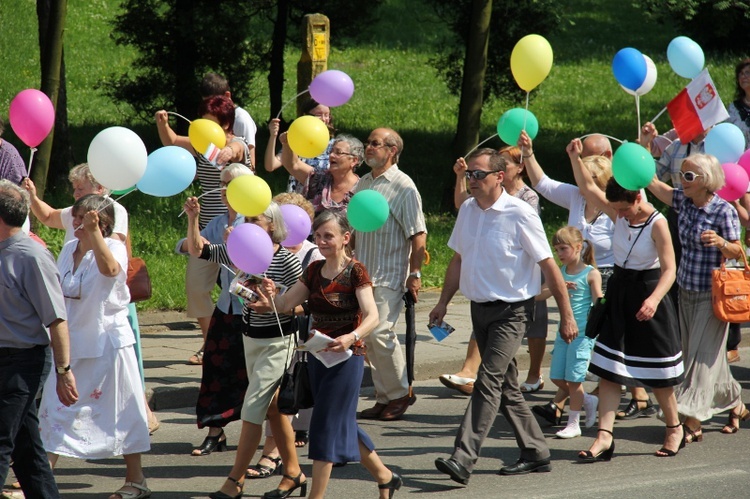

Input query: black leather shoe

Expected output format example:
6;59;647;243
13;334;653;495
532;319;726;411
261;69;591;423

498;458;551;475
434;457;470;485
616;398;657;420
532;402;564;426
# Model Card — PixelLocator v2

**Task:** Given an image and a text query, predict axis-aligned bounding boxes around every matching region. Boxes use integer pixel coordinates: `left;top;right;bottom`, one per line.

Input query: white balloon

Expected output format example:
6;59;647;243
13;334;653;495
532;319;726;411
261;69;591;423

621;54;657;96
87;127;148;191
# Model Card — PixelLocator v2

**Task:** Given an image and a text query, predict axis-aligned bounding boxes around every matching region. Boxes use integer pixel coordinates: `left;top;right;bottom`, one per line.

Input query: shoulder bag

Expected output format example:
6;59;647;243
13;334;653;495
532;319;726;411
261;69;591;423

711;251;750;323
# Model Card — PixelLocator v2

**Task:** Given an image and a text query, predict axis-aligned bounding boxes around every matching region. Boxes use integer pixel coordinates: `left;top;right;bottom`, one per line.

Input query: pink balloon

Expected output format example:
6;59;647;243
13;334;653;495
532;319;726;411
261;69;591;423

738;149;750;177
716;163;749;202
9;89;55;147
280;204;312;247
309;70;354;107
226;224;274;274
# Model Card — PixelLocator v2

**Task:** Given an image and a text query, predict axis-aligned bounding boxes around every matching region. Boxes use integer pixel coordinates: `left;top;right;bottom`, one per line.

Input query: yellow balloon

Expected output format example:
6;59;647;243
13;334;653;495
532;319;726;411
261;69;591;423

226;175;272;217
510;34;554;92
189;118;227;155
287;116;330;158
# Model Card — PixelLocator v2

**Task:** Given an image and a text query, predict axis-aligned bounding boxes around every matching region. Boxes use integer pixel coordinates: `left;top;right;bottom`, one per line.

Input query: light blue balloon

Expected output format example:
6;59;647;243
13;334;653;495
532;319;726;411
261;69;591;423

137;146;196;197
667;36;704;79
612;48;647;91
705;123;746;165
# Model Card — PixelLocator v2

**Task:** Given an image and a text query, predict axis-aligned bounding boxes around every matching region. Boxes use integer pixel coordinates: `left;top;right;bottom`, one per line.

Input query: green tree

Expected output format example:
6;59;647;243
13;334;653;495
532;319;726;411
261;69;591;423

430;0;560;104
635;0;750;51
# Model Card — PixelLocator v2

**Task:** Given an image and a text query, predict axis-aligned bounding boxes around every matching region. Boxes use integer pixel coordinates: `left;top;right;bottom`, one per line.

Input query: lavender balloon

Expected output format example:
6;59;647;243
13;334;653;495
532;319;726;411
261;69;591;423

280;204;312;247
227;223;274;274
309;70;355;107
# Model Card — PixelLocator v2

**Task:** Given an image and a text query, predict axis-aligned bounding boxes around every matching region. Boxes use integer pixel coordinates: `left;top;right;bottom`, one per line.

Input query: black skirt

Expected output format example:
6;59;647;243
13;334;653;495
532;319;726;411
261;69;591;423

588;266;684;388
196;308;248;428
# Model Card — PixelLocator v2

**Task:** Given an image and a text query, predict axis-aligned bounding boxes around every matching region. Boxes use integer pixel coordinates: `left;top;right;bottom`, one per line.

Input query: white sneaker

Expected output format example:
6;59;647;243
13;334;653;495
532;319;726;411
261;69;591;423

556;425;582;439
584;394;599;428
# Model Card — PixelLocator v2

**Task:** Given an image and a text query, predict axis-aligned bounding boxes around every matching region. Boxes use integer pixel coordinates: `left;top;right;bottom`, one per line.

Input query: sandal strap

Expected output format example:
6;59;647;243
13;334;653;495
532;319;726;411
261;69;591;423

665;423;682;429
597;428;613;436
227;476;242;487
112;480;150;499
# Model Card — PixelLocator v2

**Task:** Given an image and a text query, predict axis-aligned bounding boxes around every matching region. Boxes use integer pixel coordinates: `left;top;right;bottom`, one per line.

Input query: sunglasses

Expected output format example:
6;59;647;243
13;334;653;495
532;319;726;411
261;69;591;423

465;169;500;181
679;171;703;182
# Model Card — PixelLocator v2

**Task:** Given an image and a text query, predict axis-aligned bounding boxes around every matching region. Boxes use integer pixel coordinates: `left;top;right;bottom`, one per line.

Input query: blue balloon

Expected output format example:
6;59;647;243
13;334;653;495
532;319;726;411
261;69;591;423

705;123;747;165
137;146;196;197
667;36;704;79
612;48;647;91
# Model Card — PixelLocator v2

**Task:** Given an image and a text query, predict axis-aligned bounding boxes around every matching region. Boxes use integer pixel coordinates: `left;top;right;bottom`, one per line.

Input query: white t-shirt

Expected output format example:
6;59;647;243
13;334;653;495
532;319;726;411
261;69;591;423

57;238;133;359
60;199;128;244
612;211;663;270
449;191;552;303
234;106;257;148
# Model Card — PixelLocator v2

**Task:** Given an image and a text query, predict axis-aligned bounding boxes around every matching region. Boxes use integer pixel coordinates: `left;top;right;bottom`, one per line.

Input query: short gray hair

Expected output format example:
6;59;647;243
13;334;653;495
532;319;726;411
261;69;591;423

685;153;724;193
333;135;364;167
68;163;109;195
0;179;30;227
221;163;254;181
261;201;288;244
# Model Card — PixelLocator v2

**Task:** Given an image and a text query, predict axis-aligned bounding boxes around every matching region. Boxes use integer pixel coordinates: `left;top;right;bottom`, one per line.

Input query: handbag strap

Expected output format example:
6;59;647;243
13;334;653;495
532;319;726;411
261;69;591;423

623;210;658;269
719;244;750;272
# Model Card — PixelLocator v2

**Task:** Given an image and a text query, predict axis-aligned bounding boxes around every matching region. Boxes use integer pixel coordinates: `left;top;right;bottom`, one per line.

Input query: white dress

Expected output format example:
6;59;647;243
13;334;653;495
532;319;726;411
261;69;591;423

39;238;150;459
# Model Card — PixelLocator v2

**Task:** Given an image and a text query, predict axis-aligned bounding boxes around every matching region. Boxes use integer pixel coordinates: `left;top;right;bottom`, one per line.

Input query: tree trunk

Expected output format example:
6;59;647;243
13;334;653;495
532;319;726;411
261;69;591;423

443;0;492;212
268;0;290;123
34;0;69;201
172;0;198;135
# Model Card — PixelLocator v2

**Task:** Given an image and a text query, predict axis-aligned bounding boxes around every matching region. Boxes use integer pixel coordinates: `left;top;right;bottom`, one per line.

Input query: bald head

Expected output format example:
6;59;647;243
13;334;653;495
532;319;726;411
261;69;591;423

581;134;612;159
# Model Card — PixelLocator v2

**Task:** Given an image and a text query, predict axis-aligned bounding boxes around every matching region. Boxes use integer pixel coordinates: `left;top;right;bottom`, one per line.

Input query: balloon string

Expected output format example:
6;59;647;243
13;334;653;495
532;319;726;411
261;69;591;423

521;92;530;157
113;188;138;203
464;133;499;157
221;263;236;276
26;147;38;177
275;90;310;120
579;133;624;144
635;94;641;141
167;111;192;124
177;186;224;217
650;106;667;124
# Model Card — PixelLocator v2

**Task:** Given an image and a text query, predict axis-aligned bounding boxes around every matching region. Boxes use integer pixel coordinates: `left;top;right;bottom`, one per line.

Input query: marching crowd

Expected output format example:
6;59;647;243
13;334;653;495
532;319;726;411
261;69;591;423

1;60;750;498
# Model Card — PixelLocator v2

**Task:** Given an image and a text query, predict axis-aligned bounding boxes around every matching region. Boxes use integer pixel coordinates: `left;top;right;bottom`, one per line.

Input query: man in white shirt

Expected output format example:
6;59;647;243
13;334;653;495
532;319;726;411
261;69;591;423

430;149;577;482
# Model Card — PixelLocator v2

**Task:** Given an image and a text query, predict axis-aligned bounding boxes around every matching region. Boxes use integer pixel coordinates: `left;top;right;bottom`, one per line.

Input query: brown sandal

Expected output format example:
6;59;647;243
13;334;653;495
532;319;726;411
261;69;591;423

721;405;750;434
684;425;703;443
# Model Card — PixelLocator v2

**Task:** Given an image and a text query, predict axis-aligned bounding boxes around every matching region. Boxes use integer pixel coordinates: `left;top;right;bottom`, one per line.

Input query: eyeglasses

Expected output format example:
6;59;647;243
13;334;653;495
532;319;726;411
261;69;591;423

364;140;390;149
329;150;356;158
679;170;703;182
465;169;500;181
61;270;82;300
739;70;750;78
309;112;331;120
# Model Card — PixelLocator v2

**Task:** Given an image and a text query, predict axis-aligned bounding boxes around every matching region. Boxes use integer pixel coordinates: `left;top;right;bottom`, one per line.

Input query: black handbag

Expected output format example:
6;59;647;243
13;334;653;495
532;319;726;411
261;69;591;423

585;297;609;339
277;352;314;415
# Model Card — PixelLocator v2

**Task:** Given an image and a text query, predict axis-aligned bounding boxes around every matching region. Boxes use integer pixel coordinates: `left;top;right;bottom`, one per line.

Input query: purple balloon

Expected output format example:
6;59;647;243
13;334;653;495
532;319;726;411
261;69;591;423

309;70;354;107
280;204;312;247
226;223;274;274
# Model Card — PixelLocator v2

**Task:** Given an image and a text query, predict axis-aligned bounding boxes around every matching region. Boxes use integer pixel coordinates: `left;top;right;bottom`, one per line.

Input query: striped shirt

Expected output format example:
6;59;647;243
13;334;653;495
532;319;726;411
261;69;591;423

195;136;251;229
656;140;705;187
202;243;302;338
673;188;740;291
354;165;426;290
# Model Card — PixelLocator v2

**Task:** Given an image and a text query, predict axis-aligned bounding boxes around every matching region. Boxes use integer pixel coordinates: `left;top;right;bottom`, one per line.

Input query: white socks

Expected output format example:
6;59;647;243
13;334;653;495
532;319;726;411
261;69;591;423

556;410;582;438
584;393;599;428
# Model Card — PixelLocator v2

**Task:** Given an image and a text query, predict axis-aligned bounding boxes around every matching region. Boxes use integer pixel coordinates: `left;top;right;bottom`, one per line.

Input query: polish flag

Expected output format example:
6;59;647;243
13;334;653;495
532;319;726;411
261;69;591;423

666;69;728;143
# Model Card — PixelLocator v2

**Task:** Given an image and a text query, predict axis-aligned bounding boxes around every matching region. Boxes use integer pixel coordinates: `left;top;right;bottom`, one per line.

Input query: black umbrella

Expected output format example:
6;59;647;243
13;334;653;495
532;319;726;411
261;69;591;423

403;291;416;396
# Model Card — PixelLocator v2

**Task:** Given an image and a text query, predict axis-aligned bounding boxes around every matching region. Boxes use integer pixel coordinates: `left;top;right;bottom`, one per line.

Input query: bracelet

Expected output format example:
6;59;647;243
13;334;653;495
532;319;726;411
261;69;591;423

522;152;535;159
721;239;728;250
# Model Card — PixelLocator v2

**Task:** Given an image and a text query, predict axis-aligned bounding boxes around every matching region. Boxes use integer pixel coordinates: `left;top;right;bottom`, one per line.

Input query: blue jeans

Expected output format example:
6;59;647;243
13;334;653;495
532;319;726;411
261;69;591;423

0;345;61;498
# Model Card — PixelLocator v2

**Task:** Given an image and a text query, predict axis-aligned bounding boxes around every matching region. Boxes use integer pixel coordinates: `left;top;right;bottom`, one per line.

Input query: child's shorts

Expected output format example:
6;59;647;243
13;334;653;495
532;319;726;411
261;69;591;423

549;334;595;383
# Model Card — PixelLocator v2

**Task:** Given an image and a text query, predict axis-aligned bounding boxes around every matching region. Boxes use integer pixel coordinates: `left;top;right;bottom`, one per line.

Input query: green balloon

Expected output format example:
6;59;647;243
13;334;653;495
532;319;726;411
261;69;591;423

612;142;655;190
111;185;136;196
347;189;389;232
497;108;539;145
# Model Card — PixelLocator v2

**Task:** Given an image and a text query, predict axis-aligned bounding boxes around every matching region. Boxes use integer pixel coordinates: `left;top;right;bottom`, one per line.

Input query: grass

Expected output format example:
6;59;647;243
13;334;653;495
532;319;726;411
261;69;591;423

0;0;742;309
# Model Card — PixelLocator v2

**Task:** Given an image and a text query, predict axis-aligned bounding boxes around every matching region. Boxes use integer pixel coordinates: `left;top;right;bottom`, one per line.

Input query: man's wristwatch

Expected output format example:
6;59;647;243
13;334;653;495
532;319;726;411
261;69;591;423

408;271;421;279
56;364;71;375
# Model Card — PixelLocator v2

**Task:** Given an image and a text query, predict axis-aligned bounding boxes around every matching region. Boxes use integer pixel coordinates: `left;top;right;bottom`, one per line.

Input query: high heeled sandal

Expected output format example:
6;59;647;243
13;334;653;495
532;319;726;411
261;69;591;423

192;429;227;456
578;429;615;462
294;430;309;448
655;423;685;457
721;404;750;434
684;425;703;443
187;348;204;365
378;472;403;499
247;455;282;479
209;476;243;499
262;472;307;498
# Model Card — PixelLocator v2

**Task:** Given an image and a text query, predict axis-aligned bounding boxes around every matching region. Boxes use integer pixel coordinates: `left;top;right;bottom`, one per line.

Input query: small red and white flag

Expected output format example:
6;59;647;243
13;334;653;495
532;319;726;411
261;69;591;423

666;69;728;143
